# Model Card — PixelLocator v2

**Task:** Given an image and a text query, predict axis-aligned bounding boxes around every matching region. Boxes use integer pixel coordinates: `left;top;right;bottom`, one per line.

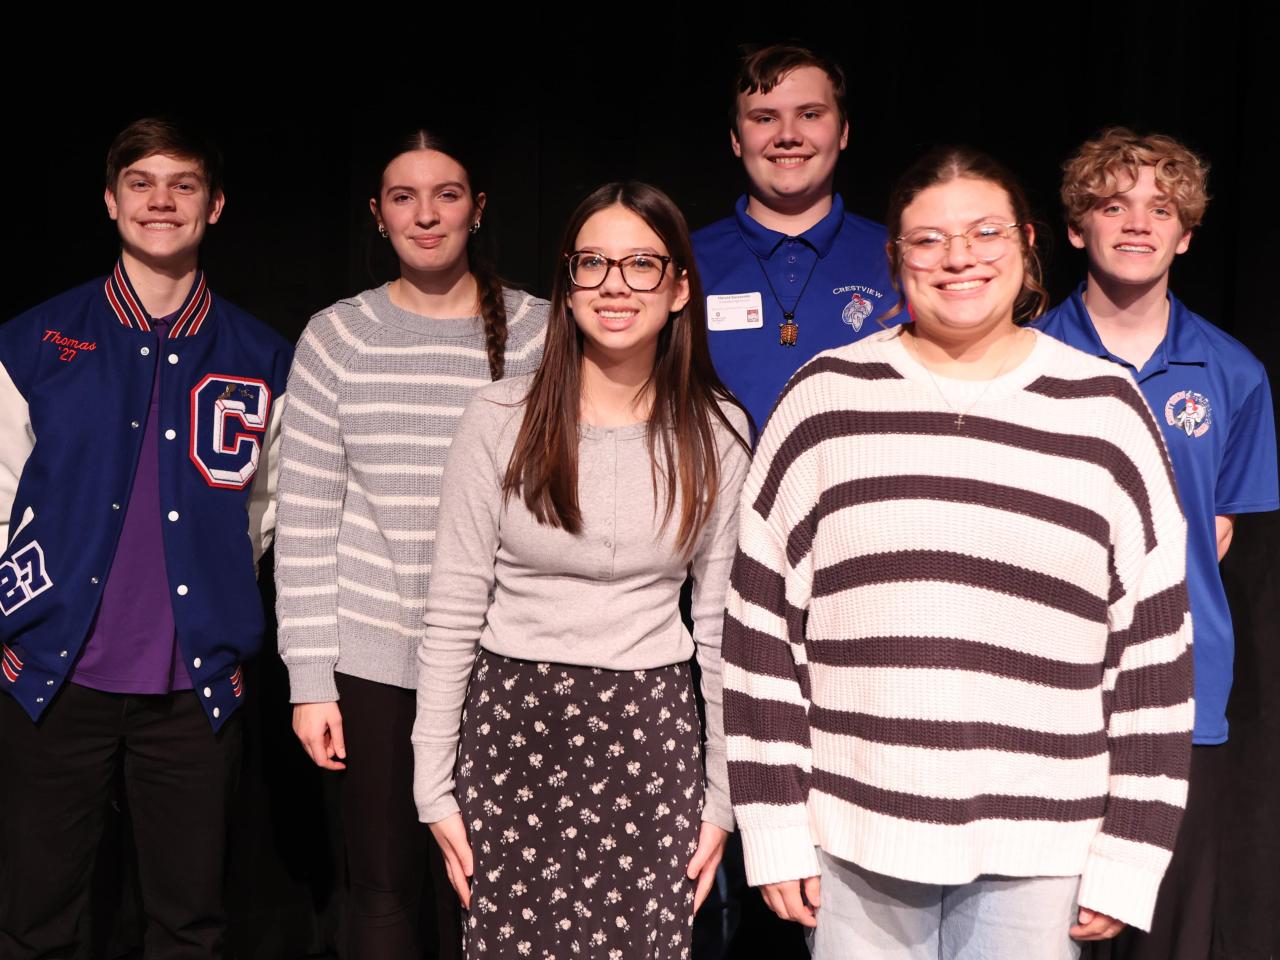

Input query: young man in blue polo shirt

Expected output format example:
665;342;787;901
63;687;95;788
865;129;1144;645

0;119;292;958
1035;128;1278;958
692;43;898;431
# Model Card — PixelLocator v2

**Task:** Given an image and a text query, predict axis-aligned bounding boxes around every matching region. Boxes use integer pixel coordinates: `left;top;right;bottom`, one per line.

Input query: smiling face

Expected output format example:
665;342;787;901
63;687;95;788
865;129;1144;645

731;65;848;219
104;153;223;270
371;149;484;278
568;204;690;369
1068;164;1191;291
898;177;1030;343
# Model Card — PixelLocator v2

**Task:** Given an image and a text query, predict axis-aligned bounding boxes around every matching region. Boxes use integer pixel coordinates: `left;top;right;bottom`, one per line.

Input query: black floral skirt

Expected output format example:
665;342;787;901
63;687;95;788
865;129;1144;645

456;650;704;959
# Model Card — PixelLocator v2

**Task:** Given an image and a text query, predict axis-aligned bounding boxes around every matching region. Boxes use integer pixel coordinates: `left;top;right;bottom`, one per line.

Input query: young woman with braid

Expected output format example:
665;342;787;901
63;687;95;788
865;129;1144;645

724;148;1193;958
274;130;548;958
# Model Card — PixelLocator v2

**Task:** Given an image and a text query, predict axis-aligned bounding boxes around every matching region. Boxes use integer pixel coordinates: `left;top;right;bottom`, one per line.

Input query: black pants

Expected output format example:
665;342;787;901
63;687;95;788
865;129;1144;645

0;684;241;960
333;673;459;960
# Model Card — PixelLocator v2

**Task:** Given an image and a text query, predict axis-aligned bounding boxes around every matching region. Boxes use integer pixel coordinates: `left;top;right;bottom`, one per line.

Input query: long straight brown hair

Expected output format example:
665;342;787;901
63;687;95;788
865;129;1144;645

502;181;750;556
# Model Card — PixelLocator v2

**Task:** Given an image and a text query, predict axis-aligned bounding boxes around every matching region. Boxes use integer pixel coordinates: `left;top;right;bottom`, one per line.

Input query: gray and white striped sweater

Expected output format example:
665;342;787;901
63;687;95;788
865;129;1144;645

275;284;548;703
723;327;1192;931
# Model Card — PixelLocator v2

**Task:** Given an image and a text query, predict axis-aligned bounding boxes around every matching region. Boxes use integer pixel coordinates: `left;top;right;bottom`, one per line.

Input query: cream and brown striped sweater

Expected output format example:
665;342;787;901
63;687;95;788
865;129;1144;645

723;327;1192;931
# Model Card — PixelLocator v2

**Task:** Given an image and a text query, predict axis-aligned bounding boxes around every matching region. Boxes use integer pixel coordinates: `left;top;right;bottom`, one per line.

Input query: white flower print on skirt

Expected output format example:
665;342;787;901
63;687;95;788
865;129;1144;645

456;650;704;959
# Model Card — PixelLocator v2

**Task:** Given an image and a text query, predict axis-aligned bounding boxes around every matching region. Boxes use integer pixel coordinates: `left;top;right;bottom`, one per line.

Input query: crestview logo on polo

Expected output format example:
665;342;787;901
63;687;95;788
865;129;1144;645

707;283;885;333
1165;390;1213;438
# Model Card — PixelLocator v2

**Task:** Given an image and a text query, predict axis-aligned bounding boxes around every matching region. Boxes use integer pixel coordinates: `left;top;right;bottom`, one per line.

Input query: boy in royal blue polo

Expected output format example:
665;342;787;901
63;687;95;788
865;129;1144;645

1036;128;1278;957
0;119;292;958
692;43;899;431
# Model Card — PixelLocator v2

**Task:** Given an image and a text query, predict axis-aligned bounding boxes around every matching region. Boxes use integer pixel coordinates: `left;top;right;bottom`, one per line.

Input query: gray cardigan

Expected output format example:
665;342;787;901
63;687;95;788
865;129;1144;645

412;375;749;832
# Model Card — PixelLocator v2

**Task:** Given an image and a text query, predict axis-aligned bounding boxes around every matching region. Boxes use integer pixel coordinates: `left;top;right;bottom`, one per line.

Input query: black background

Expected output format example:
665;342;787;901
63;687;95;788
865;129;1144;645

3;8;1277;958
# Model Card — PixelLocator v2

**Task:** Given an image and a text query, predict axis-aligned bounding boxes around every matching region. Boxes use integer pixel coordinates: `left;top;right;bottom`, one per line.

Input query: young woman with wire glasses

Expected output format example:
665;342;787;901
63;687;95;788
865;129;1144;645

723;147;1193;958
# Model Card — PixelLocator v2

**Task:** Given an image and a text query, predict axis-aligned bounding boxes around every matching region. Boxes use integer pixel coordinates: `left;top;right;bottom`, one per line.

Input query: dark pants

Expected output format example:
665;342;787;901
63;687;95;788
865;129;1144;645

1097;744;1222;960
333;673;459;960
0;684;241;960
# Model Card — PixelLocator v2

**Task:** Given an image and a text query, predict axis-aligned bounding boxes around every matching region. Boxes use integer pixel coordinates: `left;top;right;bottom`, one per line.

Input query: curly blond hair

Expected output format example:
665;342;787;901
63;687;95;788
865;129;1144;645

1061;127;1209;231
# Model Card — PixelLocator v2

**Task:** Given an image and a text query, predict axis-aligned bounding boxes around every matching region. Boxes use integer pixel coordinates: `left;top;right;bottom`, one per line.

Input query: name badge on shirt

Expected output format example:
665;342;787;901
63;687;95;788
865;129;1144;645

707;292;764;331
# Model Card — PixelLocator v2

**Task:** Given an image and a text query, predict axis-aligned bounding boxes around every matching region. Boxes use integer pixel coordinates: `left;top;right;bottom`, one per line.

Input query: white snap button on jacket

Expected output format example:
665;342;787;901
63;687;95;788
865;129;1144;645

168;511;179;522
168;354;179;365
213;707;221;718
193;657;202;669
140;346;150;356
164;429;176;440
203;687;212;698
176;584;189;596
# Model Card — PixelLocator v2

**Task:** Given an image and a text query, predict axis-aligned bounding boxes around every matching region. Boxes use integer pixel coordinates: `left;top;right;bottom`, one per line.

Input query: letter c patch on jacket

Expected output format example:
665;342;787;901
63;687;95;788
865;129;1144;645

189;375;272;489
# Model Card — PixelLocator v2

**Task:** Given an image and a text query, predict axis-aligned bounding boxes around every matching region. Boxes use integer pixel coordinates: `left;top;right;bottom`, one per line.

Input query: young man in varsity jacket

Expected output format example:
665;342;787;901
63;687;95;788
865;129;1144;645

1036;128;1278;959
0;119;293;958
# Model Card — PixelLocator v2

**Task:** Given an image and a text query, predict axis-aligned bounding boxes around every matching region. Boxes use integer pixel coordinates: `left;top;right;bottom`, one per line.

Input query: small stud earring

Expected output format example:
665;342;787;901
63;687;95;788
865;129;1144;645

378;224;388;238
469;221;481;235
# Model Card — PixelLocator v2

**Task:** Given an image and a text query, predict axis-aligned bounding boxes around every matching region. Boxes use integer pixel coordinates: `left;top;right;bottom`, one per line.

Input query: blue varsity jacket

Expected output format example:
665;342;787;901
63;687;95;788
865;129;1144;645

0;262;293;731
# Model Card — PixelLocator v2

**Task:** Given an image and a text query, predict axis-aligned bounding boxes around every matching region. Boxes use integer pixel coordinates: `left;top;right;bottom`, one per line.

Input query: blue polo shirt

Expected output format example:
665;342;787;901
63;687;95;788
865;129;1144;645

692;194;899;432
1035;284;1278;743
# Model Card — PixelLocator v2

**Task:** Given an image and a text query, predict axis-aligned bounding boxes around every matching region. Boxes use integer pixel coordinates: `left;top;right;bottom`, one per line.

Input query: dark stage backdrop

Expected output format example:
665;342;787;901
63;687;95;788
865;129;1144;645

2;7;1276;958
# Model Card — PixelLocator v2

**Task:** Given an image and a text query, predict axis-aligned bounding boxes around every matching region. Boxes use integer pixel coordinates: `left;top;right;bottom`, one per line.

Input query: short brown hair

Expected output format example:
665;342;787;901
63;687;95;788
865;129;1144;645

729;43;847;133
1061;127;1209;232
105;118;224;198
884;146;1048;325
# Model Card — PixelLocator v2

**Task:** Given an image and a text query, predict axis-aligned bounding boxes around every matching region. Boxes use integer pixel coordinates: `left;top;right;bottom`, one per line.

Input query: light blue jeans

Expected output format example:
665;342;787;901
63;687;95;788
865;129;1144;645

807;850;1081;959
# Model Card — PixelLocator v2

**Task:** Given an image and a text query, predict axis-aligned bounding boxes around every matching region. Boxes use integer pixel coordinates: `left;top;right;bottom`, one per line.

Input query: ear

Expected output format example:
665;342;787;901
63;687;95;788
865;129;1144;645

206;190;225;226
473;191;487;225
838;118;849;151
671;268;692;314
1022;222;1036;249
368;197;382;230
1066;222;1087;251
730;126;743;159
1176;229;1192;255
104;186;119;221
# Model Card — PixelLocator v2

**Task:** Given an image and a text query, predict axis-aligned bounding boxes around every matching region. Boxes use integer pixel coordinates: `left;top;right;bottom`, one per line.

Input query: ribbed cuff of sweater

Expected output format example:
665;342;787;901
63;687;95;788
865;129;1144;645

740;824;821;886
286;661;340;704
1077;852;1161;932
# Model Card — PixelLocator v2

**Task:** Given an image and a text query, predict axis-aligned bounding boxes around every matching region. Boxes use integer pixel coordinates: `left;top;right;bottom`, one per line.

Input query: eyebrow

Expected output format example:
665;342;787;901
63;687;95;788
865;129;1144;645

746;101;829;113
1097;192;1175;205
383;180;468;194
574;246;666;255
905;215;1014;231
122;166;206;183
